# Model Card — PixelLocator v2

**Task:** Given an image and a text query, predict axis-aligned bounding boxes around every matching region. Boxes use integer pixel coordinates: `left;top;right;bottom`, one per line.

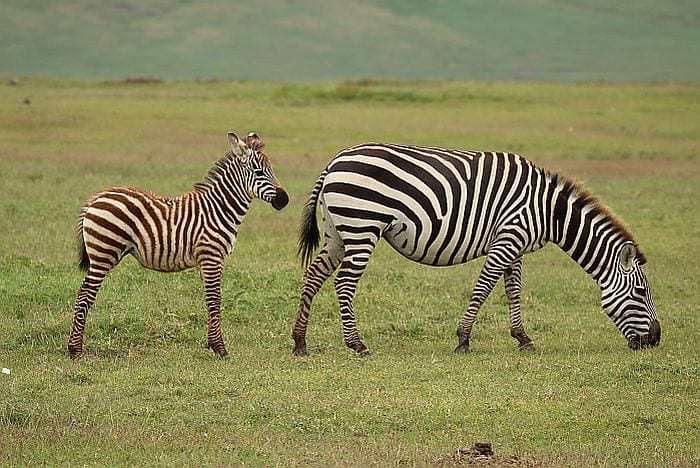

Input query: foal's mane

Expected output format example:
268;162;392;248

193;151;237;193
192;138;267;194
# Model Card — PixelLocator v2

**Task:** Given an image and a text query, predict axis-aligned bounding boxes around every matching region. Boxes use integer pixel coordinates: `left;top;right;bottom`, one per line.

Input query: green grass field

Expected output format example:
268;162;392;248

0;78;698;466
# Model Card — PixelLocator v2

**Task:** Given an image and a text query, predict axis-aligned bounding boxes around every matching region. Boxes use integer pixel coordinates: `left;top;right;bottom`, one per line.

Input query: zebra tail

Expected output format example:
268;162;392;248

297;170;326;268
76;208;89;272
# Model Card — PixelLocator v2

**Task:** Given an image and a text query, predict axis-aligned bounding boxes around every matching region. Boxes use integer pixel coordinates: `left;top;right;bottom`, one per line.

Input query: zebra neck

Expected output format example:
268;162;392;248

551;188;621;286
199;183;253;229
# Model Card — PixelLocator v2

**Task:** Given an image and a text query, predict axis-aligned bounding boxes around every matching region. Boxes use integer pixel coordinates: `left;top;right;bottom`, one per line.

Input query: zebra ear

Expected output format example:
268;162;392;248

245;132;264;151
227;132;249;162
620;242;637;271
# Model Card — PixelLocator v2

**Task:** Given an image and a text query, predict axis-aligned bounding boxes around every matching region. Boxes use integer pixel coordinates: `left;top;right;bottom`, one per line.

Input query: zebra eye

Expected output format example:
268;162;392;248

634;286;647;297
253;169;265;177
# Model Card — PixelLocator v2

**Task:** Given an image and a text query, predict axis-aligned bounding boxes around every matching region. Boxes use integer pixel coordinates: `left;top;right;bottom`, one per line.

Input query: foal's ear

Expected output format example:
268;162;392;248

227;131;250;162
246;132;259;146
227;131;242;147
245;132;264;151
620;242;637;272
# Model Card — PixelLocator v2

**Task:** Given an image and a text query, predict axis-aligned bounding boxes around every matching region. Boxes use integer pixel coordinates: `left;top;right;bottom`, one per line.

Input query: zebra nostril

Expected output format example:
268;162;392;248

272;188;289;210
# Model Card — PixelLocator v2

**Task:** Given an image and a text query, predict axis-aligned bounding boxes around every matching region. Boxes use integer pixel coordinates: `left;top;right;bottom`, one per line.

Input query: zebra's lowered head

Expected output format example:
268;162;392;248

601;242;661;350
227;131;289;210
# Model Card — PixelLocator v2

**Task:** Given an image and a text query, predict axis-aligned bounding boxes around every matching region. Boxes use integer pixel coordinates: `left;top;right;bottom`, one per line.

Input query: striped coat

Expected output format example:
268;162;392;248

68;132;288;359
293;143;660;355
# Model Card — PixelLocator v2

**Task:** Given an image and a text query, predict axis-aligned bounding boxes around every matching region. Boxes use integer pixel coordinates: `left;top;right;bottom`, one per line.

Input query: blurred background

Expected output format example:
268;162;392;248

2;0;699;82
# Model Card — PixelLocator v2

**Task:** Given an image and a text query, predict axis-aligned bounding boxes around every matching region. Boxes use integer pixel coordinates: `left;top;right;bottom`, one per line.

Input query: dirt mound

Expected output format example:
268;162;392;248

437;442;536;466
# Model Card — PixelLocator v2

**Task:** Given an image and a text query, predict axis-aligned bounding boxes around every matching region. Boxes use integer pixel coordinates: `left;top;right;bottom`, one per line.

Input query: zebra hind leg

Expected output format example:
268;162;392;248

292;242;343;356
503;256;534;351
334;242;377;356
68;264;112;359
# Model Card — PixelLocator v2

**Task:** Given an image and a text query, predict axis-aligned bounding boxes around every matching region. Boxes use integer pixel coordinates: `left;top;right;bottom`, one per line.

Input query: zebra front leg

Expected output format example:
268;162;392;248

293;244;343;356
199;259;229;359
455;246;517;353
68;266;109;359
503;256;534;351
334;247;375;356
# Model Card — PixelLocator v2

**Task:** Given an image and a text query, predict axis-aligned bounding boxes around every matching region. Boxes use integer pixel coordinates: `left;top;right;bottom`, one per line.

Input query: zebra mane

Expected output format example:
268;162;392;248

193;150;238;193
193;134;267;193
549;170;646;264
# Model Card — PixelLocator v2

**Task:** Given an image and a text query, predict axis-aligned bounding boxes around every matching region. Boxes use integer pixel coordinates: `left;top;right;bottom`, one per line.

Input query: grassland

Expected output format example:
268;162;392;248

1;0;699;82
0;78;699;466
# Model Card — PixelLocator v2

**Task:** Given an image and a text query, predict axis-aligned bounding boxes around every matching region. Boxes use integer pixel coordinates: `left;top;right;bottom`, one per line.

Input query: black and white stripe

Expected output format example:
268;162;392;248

68;132;288;359
293;143;660;355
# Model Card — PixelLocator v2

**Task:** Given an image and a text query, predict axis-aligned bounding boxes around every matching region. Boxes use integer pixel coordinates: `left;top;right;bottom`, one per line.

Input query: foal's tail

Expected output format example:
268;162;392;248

297;170;327;268
76;206;90;272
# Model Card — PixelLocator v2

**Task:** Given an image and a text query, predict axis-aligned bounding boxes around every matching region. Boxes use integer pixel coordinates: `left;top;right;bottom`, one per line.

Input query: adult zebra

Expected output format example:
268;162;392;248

68;131;288;359
293;143;661;355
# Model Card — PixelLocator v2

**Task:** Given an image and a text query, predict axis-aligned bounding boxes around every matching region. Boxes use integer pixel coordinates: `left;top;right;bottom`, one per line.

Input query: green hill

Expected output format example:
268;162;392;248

1;0;698;81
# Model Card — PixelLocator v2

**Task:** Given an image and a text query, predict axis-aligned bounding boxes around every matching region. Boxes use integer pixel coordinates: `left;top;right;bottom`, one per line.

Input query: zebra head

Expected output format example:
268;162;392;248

228;131;289;210
601;242;661;350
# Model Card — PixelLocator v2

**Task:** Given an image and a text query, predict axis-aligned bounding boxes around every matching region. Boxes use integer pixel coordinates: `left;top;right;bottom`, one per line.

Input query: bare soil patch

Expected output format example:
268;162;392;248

437;442;540;466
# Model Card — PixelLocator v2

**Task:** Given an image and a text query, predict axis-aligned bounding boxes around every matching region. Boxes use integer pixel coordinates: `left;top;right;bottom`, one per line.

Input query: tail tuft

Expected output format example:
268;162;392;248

297;200;320;268
297;171;326;268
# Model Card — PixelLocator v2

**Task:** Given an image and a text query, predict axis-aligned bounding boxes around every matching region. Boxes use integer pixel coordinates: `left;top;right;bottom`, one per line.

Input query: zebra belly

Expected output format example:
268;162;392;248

383;217;487;267
130;248;196;272
132;222;200;272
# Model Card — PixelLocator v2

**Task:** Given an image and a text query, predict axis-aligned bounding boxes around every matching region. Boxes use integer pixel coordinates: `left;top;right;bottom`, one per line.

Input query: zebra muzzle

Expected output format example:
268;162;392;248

271;187;289;210
628;319;661;350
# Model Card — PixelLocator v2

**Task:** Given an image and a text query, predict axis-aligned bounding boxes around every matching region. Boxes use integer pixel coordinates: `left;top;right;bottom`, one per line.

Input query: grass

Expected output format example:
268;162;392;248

0;78;699;466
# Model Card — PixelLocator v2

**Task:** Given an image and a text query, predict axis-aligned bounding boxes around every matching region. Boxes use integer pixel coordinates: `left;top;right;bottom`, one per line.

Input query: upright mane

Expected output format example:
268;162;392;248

193;134;267;193
193;151;238;193
548;169;646;264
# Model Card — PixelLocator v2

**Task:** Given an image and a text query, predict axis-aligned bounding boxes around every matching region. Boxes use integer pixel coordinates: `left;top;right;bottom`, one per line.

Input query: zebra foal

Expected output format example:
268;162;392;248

68;131;288;359
293;143;661;355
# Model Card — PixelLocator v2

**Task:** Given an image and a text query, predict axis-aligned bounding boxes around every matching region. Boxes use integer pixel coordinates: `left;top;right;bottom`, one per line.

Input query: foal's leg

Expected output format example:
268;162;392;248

455;242;519;353
503;256;534;350
292;238;344;356
199;259;229;359
68;263;115;359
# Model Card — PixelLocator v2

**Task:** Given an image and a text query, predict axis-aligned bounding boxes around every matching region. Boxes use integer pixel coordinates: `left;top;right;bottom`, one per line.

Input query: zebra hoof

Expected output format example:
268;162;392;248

292;346;309;357
454;344;471;354
519;341;535;351
218;353;230;360
349;342;370;356
68;348;84;360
